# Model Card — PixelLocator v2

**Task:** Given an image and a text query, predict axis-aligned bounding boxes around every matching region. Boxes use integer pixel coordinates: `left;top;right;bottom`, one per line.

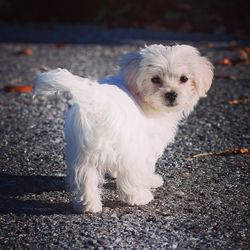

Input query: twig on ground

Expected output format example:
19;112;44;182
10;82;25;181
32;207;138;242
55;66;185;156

227;97;250;105
215;75;250;81
188;147;249;160
39;65;52;72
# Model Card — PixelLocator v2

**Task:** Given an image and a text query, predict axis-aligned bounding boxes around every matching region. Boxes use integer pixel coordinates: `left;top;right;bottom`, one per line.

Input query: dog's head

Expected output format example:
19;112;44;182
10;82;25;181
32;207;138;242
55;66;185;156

119;44;214;116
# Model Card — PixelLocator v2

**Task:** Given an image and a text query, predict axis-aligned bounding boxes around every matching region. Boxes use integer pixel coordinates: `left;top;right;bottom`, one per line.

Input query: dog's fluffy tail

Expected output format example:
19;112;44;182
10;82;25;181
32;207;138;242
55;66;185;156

34;68;97;102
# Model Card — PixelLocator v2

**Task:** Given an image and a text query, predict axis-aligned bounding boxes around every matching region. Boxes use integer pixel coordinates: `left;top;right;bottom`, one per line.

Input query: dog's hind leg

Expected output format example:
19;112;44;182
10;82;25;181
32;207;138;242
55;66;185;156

65;105;102;213
72;164;102;213
82;166;102;213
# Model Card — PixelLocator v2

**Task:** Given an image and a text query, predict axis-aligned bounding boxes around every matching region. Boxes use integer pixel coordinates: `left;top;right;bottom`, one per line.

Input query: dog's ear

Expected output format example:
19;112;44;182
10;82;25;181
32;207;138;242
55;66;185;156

178;45;214;98
118;52;142;91
194;55;214;98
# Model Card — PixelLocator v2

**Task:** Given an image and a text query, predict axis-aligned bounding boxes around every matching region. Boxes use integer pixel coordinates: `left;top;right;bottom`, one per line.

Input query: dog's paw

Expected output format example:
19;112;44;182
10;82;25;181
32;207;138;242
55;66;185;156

84;201;102;213
73;200;102;213
151;174;164;188
123;190;153;206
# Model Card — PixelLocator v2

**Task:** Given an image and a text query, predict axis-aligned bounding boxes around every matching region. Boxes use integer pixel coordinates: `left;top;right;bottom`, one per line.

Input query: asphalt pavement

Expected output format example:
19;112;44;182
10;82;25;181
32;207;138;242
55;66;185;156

0;24;249;249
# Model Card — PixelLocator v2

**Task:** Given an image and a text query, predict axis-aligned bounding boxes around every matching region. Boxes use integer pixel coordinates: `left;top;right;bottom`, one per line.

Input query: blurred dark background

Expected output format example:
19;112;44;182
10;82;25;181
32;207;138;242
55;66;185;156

0;0;249;36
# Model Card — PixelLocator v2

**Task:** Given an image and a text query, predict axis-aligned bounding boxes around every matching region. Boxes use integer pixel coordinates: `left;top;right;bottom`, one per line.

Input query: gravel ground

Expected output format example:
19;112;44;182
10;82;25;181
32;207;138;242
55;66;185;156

0;25;249;249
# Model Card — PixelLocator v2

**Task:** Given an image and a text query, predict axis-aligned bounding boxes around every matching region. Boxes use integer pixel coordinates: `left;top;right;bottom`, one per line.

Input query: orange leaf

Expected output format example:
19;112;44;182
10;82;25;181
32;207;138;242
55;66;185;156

239;147;249;154
236;49;249;60
207;42;214;48
243;59;250;65
218;58;232;65
4;85;33;93
17;48;33;56
55;43;66;48
243;46;250;53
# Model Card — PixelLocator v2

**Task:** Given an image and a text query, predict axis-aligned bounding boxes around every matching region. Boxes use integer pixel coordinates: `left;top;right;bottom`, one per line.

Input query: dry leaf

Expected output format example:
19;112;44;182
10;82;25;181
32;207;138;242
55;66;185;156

216;74;250;81
181;172;191;177
215;75;237;80
207;42;214;48
10;77;22;84
17;48;33;56
240;239;250;246
39;65;51;72
189;147;249;159
239;147;249;154
4;85;33;93
217;58;232;65
243;46;250;53
243;59;250;65
55;43;66;48
227;97;250;105
236;49;249;60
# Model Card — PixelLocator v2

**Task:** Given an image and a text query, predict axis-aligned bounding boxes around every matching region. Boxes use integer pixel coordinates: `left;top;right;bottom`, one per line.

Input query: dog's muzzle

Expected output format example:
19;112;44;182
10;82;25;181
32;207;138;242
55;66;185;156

165;91;177;106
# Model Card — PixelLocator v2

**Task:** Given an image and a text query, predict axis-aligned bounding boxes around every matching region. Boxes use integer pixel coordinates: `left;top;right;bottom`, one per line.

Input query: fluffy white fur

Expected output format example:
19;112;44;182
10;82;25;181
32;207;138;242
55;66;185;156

34;44;213;213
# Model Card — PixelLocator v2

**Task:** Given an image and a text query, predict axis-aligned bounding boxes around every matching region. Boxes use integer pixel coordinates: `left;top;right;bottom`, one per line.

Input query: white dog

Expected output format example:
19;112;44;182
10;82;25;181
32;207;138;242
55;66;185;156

35;44;213;213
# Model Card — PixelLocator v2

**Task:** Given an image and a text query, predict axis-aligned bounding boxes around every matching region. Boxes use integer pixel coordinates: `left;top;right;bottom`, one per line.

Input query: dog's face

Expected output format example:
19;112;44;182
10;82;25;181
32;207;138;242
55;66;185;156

119;44;214;115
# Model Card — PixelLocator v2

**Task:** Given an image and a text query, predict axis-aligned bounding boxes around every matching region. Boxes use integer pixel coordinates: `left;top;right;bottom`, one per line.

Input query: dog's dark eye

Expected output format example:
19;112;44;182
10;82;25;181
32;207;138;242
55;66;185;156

151;76;162;84
180;75;188;83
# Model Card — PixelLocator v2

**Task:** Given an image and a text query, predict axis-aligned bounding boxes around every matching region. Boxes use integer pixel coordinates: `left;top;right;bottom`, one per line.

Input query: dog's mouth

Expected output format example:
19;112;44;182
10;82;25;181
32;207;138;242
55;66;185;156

164;101;184;112
166;102;178;107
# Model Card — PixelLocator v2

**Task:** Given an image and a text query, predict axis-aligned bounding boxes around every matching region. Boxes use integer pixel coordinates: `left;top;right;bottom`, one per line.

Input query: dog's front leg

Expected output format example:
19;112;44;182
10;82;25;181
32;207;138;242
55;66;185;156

116;165;154;206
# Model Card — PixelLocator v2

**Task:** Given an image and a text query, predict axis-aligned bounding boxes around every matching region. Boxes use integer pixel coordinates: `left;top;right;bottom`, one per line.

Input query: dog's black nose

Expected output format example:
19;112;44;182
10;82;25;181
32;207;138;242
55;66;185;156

165;91;177;103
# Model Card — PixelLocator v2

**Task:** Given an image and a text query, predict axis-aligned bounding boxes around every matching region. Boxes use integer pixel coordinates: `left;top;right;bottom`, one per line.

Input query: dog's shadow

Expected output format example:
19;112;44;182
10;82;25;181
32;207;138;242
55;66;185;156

0;173;124;215
0;173;74;215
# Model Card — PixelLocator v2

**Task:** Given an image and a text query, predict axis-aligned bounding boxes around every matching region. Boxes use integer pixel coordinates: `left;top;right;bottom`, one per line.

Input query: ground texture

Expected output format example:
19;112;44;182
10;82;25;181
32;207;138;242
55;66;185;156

0;25;249;249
